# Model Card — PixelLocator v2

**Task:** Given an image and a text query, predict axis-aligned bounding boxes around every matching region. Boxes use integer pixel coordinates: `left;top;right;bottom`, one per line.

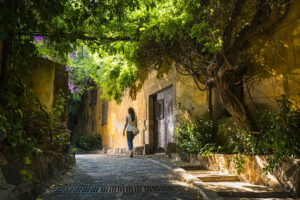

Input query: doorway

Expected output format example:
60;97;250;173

152;86;174;153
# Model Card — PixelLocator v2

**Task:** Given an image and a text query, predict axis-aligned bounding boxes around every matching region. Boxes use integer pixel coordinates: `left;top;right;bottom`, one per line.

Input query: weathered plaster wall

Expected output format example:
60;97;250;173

26;58;68;116
27;58;56;112
175;73;208;123
245;1;300;111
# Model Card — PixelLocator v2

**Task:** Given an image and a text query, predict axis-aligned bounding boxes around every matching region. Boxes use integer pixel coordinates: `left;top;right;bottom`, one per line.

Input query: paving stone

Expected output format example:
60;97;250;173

41;154;200;200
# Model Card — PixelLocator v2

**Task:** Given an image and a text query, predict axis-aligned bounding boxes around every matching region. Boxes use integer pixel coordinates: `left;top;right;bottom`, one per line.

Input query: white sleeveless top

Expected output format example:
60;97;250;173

126;114;136;131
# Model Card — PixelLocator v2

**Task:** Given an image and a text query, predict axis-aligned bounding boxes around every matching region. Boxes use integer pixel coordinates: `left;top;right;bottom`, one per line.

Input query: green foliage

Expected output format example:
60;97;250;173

65;46;138;109
77;135;102;151
218;95;300;173
49;90;70;151
258;96;300;173
229;155;246;175
92;55;137;103
25;157;31;165
0;84;38;152
175;118;220;155
71;147;78;153
20;169;33;181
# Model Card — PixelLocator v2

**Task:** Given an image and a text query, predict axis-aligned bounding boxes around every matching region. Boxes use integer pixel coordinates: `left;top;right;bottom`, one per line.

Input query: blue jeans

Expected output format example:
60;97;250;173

127;131;134;151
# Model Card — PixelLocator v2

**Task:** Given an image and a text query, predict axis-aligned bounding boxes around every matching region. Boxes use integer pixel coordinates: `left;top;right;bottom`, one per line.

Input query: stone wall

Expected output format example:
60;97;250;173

0;150;75;200
179;153;300;196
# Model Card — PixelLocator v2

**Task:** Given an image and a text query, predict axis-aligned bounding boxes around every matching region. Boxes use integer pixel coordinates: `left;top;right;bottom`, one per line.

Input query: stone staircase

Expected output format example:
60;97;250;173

151;154;296;199
180;165;294;199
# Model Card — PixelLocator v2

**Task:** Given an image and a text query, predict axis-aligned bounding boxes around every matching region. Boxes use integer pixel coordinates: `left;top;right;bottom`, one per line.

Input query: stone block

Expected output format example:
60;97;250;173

165;142;179;155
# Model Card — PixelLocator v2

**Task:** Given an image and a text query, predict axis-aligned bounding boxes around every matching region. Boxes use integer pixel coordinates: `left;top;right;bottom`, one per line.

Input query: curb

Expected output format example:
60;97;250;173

148;158;224;200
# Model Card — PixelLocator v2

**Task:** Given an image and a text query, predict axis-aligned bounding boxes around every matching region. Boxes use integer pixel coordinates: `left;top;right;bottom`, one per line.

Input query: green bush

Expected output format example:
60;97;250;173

175;118;220;155
77;135;102;151
218;95;300;172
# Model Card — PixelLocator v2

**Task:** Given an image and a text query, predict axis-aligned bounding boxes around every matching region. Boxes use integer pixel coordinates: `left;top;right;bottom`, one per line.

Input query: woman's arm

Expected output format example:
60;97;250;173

123;117;128;136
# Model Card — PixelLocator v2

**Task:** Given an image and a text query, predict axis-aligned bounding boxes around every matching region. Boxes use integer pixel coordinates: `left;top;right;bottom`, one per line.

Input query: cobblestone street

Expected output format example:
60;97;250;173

41;154;200;200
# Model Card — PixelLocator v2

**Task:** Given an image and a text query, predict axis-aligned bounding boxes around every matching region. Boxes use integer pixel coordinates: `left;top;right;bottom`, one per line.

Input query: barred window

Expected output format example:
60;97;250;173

155;99;164;120
102;101;108;125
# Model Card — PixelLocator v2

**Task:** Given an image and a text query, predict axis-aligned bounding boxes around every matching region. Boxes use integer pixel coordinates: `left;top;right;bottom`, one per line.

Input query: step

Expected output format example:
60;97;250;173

194;181;293;198
184;170;239;182
196;173;239;182
180;165;205;170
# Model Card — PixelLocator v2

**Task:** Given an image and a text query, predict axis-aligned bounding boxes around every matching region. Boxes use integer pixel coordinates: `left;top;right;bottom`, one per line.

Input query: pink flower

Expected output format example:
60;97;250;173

34;36;43;41
68;81;74;93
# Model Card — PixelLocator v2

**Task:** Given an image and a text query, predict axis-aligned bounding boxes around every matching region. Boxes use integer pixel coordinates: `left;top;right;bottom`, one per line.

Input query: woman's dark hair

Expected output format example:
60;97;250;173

128;107;135;121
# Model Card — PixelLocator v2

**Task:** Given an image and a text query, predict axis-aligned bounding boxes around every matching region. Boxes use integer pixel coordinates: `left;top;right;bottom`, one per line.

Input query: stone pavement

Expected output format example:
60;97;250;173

41;154;201;200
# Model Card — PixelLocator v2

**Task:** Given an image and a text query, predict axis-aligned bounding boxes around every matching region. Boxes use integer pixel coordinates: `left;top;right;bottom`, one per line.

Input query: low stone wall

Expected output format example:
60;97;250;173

0;149;75;200
178;153;300;196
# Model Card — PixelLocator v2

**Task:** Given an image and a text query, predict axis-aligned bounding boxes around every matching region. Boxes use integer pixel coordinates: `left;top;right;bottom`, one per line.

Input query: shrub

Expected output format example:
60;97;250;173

78;135;102;151
257;96;300;172
218;95;300;172
175;118;220;155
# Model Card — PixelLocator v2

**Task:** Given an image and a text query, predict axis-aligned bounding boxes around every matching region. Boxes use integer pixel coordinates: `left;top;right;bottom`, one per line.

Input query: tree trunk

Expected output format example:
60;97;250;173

216;70;247;130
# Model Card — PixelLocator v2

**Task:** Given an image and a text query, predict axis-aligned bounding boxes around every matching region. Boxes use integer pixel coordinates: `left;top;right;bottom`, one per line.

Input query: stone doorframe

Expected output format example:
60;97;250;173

144;79;177;154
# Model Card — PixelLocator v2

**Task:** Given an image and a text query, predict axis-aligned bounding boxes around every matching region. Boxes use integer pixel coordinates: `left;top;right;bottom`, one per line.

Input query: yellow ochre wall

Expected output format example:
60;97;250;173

26;58;68;120
27;58;57;112
245;1;300;111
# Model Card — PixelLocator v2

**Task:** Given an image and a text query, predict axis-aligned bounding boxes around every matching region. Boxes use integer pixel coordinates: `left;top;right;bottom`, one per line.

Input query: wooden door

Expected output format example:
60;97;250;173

154;87;174;152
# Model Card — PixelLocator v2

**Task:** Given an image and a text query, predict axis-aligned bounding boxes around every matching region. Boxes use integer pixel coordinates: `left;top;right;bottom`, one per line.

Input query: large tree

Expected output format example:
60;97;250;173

115;0;291;131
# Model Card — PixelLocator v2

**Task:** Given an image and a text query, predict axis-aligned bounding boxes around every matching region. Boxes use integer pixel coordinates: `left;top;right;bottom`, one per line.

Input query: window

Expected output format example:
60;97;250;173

102;101;108;125
155;99;164;120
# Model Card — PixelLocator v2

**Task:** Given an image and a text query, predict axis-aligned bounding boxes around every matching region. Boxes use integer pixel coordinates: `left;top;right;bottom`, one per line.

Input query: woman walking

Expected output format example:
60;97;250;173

123;107;137;158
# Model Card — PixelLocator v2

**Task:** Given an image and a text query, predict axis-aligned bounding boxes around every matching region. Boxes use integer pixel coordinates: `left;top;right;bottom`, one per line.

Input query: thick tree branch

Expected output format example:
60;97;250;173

222;0;247;51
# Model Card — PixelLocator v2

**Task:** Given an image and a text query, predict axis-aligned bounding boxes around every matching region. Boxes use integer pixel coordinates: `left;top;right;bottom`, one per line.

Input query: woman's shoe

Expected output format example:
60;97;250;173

130;151;133;158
